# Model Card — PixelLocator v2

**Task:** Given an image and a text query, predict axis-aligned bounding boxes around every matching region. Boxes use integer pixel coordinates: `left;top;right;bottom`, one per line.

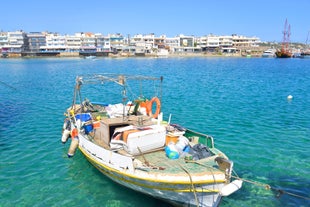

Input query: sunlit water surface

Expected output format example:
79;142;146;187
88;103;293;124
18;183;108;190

0;57;309;207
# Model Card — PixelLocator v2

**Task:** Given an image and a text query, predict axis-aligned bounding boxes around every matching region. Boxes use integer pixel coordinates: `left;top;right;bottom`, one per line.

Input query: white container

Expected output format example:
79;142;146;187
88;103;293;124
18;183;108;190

175;135;189;152
126;125;166;155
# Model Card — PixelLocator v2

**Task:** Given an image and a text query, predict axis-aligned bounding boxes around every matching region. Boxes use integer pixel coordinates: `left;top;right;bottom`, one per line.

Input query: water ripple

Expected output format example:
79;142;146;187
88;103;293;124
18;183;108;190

1;58;309;207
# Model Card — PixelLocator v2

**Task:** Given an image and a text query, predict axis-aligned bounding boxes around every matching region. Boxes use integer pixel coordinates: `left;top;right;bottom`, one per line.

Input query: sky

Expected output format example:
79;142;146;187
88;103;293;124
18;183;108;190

1;0;309;43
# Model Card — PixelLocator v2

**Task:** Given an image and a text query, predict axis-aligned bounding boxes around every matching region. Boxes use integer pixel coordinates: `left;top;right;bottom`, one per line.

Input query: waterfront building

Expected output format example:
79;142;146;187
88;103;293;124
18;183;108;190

131;34;156;54
41;33;66;52
143;33;155;53
231;34;261;56
109;33;125;53
170;34;200;53
154;35;166;49
206;35;220;52
78;32;96;54
232;34;260;48
1;31;27;57
95;33;111;52
0;32;8;55
195;36;207;48
196;34;220;52
219;35;235;53
165;36;179;52
65;34;81;52
26;32;46;53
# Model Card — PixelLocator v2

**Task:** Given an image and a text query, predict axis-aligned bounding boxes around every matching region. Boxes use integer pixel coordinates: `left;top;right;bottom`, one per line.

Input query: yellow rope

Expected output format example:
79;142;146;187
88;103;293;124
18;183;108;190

178;164;199;207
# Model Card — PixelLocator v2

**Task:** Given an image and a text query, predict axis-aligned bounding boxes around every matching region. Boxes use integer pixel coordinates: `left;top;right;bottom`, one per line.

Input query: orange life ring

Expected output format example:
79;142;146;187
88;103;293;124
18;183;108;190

146;97;161;118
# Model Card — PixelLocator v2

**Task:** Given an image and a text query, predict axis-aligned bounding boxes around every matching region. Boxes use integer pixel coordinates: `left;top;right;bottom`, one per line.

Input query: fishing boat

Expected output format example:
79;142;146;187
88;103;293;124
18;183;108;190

61;74;242;207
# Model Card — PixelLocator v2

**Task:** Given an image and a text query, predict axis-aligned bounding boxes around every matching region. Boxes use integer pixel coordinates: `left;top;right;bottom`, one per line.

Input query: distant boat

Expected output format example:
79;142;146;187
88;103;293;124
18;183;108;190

299;51;310;59
299;31;310;58
262;49;276;58
85;55;96;59
275;50;292;58
276;19;292;58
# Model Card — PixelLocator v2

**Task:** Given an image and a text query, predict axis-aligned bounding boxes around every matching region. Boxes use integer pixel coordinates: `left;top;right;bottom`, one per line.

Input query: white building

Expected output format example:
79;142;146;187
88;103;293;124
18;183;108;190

0;32;8;50
73;32;96;53
168;34;199;53
196;34;220;52
1;31;26;55
41;33;66;52
232;34;260;48
130;33;156;53
95;33;111;52
65;34;81;52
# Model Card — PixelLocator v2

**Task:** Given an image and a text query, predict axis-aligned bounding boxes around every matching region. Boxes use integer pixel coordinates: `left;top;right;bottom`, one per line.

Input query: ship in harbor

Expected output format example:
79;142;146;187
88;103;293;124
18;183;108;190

276;19;292;58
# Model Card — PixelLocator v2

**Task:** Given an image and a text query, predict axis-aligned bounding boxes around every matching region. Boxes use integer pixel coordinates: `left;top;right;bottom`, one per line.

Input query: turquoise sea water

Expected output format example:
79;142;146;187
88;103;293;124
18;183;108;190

0;57;309;207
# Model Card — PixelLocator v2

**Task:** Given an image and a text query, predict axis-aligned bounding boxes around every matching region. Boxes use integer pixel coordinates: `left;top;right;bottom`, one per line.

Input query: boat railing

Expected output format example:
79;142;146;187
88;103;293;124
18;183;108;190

184;129;214;148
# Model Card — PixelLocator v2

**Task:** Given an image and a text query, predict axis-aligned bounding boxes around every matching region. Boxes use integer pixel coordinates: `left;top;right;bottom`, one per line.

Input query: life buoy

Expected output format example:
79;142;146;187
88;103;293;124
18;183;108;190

146;97;161;118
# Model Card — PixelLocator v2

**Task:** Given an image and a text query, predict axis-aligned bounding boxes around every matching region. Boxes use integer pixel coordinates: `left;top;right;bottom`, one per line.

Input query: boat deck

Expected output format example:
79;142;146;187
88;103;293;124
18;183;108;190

135;149;221;175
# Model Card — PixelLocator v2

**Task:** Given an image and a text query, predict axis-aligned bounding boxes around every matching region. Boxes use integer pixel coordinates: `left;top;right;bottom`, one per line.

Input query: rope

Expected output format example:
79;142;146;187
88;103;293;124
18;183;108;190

188;160;310;201
178;164;199;207
231;174;310;200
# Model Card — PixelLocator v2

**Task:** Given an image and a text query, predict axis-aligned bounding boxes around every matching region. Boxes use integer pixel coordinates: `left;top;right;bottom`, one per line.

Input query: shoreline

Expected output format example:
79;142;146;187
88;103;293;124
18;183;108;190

1;52;263;59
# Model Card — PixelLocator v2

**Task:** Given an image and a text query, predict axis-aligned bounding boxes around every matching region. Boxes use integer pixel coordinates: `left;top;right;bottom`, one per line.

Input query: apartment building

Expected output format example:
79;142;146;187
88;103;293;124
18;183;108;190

196;35;220;52
41;33;66;52
1;31;26;56
0;32;8;55
95;33;111;52
27;32;46;53
78;32;96;54
109;33;125;52
232;34;260;48
65;34;81;52
169;34;200;53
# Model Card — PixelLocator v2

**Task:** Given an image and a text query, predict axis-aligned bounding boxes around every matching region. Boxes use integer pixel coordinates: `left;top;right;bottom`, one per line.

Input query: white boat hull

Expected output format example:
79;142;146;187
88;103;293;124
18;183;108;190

78;134;229;207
